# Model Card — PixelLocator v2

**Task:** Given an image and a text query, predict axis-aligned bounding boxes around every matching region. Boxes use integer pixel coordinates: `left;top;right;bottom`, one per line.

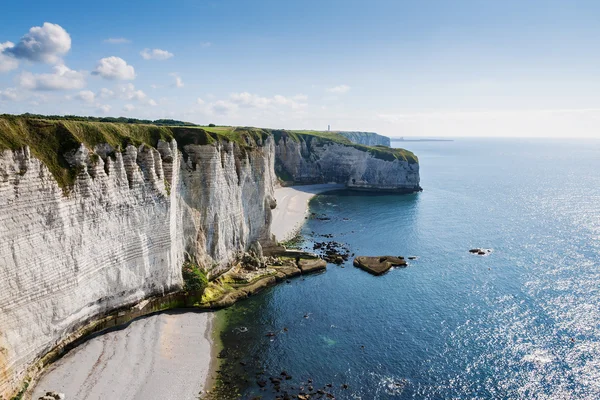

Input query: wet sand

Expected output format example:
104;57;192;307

33;311;213;400
271;184;345;241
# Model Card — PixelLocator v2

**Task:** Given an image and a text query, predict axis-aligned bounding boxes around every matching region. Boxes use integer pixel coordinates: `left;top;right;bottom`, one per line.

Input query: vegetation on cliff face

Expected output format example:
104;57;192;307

0;116;269;192
182;260;208;294
0;116;175;191
5;113;199;127
0;114;417;193
273;129;418;164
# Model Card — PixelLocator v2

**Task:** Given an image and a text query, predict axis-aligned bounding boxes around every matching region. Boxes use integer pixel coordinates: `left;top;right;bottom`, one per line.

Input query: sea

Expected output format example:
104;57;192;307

214;138;600;399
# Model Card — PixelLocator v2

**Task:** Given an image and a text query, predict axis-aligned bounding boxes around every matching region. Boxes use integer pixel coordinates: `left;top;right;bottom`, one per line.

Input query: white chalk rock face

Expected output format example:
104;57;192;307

0;137;276;398
275;137;421;192
337;131;391;147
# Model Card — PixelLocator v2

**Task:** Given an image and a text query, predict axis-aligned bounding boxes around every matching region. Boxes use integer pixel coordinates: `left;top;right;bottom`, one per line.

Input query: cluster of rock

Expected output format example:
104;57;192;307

255;372;344;400
312;240;351;265
38;392;64;400
353;256;408;275
198;248;326;309
469;248;493;256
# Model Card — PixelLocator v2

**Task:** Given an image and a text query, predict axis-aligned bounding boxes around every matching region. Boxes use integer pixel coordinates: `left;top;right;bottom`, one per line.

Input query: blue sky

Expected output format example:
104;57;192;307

1;0;599;137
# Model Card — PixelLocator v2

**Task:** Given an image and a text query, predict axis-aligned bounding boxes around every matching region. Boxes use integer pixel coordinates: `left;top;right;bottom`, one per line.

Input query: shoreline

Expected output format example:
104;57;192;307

32;310;214;400
272;183;345;242
27;185;342;400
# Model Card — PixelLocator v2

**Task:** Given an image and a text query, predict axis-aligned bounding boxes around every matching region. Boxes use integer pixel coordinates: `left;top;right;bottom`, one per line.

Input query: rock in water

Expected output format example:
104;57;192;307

297;258;327;273
469;248;493;256
353;256;407;275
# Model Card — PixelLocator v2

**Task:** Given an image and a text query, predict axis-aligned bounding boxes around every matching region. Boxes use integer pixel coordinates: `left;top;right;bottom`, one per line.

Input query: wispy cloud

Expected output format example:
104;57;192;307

169;73;184;88
140;48;173;60
76;90;95;104
229;92;307;110
326;84;350;94
104;37;131;44
0;42;19;72
0;87;18;101
200;42;212;48
17;65;86;91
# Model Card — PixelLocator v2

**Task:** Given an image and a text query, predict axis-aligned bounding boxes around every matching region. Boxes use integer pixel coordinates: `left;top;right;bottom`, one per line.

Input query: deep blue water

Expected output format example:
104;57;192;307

216;138;600;399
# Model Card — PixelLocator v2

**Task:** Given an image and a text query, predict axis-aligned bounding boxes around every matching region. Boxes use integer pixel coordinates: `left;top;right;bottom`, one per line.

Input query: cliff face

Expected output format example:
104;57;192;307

0;118;418;398
274;133;420;192
337;131;391;147
0;122;276;398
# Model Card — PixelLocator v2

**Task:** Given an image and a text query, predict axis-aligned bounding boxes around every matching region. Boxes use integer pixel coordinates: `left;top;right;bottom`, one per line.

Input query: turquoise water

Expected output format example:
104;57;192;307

216;139;600;399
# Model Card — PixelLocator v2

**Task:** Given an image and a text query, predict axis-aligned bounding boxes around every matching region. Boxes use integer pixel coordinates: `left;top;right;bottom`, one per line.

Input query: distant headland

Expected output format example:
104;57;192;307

390;137;454;142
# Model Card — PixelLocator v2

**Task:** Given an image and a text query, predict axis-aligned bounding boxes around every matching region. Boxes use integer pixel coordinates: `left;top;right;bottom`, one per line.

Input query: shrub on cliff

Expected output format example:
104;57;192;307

182;261;208;294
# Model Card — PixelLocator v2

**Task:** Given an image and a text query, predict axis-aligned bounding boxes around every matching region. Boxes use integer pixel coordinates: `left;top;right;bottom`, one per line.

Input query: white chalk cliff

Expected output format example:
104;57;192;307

0;132;276;398
275;134;420;191
0;120;418;399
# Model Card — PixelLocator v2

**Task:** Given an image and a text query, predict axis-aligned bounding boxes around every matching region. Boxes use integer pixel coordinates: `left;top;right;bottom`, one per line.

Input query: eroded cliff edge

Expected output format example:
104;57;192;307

337;131;391;147
0;117;419;399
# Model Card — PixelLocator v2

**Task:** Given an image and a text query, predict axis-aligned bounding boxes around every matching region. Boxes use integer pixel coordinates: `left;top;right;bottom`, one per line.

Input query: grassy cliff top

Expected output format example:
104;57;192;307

0;115;417;192
278;130;418;164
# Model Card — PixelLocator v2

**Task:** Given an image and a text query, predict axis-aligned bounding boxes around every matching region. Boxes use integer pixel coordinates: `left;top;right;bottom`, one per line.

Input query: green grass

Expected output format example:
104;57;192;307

0;114;417;193
280;129;418;164
9;379;29;400
0;116;175;192
182;260;208;293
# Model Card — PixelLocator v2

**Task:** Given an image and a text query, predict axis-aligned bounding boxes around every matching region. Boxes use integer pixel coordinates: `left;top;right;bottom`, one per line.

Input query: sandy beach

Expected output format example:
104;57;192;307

271;184;345;241
31;184;342;400
32;311;213;400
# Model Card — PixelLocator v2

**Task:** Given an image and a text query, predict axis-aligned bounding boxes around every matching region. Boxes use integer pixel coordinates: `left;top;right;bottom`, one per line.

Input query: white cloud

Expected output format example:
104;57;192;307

0;87;18;101
93;57;136;80
117;83;146;101
326;84;351;94
200;42;212;48
197;97;205;105
97;104;111;113
99;88;114;99
169;73;184;88
150;84;159;89
0;42;19;72
76;90;95;103
17;65;86;91
273;94;307;110
229;92;307;110
104;38;131;44
114;83;157;106
5;22;71;64
140;48;173;60
123;104;135;112
230;92;271;108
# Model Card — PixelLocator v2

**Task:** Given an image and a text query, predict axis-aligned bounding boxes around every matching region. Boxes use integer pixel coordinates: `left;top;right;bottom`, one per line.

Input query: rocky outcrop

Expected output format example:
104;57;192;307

337;131;391;147
274;132;421;192
353;256;407;275
0;123;277;399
